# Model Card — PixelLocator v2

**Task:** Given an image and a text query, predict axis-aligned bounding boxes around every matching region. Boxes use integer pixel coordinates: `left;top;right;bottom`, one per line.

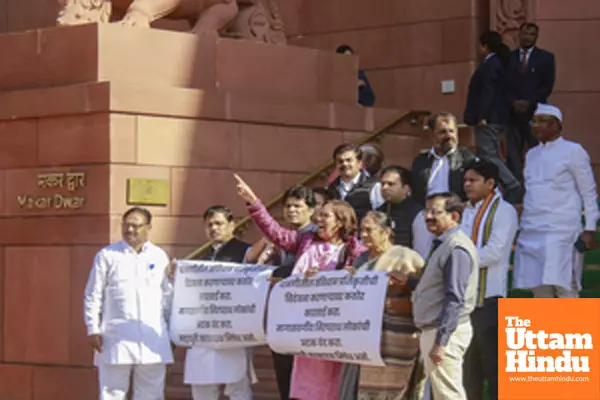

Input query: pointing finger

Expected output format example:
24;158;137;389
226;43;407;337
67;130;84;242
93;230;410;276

233;173;244;184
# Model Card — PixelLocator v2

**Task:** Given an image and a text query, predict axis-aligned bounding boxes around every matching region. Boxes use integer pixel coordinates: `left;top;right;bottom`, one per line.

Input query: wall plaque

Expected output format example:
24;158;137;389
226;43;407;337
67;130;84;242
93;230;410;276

127;178;170;206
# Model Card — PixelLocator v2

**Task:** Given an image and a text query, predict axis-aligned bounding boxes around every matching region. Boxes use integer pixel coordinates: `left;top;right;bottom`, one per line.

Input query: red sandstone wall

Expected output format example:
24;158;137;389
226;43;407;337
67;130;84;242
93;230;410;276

0;5;486;396
0;0;487;118
532;0;600;186
0;113;110;396
0;0;59;32
279;0;488;117
0;0;487;117
0;73;424;398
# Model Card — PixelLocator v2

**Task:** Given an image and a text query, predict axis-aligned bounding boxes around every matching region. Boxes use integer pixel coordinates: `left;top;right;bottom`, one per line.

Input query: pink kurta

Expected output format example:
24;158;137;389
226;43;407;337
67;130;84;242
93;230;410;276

246;200;366;399
290;242;344;400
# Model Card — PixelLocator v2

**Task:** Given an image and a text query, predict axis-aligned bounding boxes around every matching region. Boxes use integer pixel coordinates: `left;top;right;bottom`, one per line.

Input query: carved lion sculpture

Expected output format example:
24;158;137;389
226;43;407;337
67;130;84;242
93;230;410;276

56;0;286;44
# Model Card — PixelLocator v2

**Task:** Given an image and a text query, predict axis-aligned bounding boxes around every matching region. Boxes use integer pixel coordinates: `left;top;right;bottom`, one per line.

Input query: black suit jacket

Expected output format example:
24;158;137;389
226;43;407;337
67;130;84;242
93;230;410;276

325;171;376;223
507;47;555;112
464;54;510;126
411;147;476;206
192;237;250;263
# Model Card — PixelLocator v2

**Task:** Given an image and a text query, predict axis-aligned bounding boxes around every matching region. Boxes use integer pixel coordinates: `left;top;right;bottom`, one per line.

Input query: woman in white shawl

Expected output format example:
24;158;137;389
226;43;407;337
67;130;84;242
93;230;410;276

339;211;427;400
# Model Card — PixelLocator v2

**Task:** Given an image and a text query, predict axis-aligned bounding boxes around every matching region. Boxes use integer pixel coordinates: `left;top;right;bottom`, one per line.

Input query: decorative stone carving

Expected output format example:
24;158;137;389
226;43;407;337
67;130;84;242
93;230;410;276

57;0;113;25
57;0;286;44
222;0;286;44
490;0;535;49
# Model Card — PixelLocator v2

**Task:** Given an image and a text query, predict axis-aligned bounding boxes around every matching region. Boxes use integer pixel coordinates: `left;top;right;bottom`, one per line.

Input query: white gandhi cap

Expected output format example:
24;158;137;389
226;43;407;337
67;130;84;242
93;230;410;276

534;103;563;122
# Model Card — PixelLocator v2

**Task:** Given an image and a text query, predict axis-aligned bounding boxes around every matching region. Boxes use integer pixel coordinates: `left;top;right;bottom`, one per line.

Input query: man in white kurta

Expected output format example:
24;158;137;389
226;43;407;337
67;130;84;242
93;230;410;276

513;104;599;298
185;206;255;400
84;207;173;400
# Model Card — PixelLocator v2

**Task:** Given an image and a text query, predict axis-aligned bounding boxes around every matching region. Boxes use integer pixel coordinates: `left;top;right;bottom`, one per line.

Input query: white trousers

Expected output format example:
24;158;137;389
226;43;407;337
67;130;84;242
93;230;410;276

532;284;580;298
419;321;473;400
191;374;252;400
98;363;166;400
532;249;584;298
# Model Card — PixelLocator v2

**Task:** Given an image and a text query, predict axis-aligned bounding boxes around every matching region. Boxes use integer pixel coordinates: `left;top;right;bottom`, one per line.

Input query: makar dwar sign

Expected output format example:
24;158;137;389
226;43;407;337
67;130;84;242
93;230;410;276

170;262;389;366
18;171;86;210
170;261;274;349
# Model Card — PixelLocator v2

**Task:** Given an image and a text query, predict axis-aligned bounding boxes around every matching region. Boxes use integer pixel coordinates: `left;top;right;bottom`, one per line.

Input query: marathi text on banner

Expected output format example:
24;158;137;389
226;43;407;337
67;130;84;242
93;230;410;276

169;260;274;350
267;270;389;366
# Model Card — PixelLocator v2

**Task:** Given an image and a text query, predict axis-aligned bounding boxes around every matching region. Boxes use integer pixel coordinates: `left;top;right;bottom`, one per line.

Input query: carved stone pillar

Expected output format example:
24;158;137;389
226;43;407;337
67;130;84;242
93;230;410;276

490;0;536;49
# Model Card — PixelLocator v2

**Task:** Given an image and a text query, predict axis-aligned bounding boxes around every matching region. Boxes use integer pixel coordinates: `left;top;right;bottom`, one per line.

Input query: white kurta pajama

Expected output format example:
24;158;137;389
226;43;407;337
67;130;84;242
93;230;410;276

84;240;174;400
513;137;599;297
184;244;256;400
185;347;254;400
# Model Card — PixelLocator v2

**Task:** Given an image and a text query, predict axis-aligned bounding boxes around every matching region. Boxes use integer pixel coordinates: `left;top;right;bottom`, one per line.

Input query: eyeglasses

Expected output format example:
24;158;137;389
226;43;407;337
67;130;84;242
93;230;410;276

424;209;447;216
122;222;147;230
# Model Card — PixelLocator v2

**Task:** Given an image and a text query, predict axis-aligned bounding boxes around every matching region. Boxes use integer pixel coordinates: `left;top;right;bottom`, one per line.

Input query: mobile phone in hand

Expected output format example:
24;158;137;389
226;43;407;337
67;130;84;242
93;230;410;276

574;238;587;253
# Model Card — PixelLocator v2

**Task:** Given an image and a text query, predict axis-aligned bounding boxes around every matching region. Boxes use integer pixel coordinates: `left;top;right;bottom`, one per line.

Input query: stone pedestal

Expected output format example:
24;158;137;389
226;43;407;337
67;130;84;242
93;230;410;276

0;24;425;399
0;23;358;103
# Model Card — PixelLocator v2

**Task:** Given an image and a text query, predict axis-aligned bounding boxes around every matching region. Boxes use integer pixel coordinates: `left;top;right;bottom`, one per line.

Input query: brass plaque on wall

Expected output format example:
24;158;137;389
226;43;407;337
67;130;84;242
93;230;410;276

127;178;170;206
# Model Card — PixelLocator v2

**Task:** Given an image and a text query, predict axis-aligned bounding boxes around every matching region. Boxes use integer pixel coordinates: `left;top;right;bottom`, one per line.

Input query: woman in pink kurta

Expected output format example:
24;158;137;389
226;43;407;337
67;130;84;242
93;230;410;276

234;174;366;400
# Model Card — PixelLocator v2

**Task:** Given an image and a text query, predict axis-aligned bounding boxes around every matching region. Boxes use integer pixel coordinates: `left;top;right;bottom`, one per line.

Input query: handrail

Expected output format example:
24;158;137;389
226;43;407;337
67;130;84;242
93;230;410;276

184;109;432;260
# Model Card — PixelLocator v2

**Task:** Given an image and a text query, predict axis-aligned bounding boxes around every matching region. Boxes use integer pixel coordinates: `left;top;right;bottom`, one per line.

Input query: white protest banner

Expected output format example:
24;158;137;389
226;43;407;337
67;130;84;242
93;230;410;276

267;270;389;366
170;260;274;350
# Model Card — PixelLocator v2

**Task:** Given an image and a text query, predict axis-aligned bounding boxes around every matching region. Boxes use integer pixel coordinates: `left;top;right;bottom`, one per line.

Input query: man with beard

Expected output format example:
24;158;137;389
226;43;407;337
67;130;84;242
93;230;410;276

84;207;173;400
326;143;380;223
412;112;476;207
393;192;478;400
513;104;598;298
244;186;317;400
461;158;518;400
185;206;254;400
506;23;556;182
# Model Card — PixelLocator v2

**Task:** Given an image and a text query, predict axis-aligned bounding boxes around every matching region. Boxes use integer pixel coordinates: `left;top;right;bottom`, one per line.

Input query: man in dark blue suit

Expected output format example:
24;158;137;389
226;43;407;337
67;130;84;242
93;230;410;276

464;31;522;204
506;23;556;181
336;45;376;107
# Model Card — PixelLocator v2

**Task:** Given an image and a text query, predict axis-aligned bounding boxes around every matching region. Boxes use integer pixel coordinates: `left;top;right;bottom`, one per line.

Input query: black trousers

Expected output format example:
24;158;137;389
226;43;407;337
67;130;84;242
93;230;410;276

506;114;538;183
271;351;296;400
463;297;500;400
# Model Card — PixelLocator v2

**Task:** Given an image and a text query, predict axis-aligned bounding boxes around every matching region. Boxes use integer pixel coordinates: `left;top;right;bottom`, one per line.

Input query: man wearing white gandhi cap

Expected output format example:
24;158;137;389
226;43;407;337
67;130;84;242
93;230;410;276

513;103;598;297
